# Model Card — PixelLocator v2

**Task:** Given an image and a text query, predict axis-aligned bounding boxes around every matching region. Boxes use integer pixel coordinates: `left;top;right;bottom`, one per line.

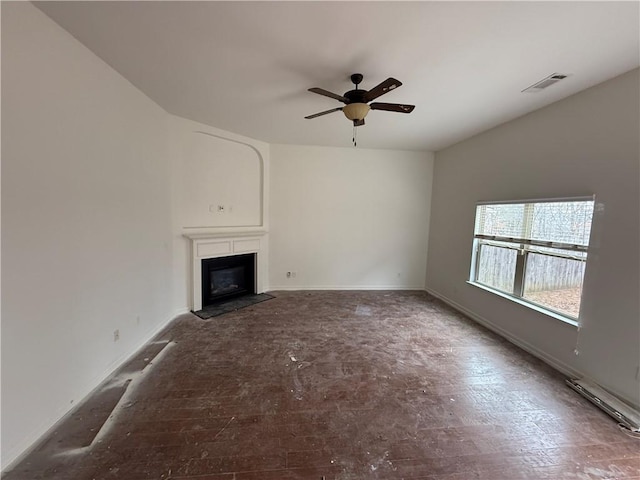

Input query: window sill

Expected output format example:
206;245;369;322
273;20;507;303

466;281;579;327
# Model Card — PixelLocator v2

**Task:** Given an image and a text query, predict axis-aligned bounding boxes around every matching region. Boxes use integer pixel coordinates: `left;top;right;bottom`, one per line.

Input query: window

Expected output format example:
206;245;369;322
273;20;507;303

469;197;594;321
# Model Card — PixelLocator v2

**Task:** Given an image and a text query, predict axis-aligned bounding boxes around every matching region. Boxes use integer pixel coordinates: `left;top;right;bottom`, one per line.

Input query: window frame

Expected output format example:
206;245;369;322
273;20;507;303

468;196;594;325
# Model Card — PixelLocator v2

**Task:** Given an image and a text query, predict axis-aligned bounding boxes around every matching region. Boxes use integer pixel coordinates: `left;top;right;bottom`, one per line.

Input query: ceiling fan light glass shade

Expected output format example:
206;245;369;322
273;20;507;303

342;103;370;121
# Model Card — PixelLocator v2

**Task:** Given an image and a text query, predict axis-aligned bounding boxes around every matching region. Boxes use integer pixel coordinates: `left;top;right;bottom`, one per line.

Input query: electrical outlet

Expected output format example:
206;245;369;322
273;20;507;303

217;205;225;213
113;329;120;342
286;271;291;278
292;272;297;278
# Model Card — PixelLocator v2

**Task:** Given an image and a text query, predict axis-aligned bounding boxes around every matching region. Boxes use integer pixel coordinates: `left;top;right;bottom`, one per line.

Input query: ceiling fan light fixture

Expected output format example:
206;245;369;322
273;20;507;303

343;102;370;121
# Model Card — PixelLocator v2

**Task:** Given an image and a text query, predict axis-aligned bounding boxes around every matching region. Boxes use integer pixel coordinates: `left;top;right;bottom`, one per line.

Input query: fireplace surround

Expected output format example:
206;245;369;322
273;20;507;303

184;229;267;311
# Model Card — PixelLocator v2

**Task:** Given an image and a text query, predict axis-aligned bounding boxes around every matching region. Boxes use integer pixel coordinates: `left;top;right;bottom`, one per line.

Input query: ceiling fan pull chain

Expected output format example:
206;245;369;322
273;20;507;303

352;124;357;147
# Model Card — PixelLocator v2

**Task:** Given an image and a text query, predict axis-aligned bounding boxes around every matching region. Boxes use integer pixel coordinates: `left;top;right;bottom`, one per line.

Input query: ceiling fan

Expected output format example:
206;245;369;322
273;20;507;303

305;73;415;127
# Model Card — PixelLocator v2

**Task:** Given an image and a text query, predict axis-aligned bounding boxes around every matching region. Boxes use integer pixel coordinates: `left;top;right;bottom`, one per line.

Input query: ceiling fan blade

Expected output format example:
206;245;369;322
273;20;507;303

353;118;365;127
369;102;415;113
364;78;402;102
308;87;349;103
305;107;343;119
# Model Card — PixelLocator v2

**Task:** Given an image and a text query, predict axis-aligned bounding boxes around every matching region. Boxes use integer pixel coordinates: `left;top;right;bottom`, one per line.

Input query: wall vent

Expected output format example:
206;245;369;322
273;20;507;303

567;378;640;432
522;73;568;93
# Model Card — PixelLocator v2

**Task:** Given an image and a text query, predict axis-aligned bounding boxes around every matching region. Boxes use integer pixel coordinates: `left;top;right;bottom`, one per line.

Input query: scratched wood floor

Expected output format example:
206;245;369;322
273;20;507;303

5;291;640;479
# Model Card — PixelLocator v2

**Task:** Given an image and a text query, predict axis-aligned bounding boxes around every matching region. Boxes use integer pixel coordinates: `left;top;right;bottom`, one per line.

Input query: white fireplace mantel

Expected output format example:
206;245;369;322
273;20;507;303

184;229;267;311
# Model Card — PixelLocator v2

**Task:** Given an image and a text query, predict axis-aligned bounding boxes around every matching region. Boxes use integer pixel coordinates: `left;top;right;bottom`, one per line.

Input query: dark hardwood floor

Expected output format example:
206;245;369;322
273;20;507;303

5;291;639;479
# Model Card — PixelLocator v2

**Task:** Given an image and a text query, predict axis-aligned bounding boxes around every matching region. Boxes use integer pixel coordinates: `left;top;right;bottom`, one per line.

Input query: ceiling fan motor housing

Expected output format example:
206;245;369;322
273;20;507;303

344;89;367;104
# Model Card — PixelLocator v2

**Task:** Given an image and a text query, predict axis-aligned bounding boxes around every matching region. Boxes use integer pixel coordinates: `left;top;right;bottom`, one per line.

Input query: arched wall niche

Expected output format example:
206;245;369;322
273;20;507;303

181;131;264;228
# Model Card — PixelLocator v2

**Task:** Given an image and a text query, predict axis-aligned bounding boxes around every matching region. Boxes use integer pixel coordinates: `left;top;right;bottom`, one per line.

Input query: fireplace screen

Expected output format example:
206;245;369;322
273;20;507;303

211;266;244;296
201;254;256;307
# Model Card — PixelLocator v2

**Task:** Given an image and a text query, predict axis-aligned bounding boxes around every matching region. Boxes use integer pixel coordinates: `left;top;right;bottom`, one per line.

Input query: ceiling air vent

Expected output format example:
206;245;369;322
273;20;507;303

522;73;568;93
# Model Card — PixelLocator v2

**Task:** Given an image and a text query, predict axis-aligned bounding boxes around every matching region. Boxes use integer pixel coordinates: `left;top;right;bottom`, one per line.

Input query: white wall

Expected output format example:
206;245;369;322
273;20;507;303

1;3;174;468
173;121;264;229
168;115;269;313
269;144;434;290
426;69;640;406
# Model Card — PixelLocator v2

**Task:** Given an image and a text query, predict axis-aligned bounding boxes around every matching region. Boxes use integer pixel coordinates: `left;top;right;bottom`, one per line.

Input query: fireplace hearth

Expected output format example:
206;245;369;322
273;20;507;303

201;253;256;307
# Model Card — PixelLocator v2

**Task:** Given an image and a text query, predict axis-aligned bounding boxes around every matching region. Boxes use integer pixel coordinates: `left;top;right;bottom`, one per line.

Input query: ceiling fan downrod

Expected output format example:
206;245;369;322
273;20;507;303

351;73;363;89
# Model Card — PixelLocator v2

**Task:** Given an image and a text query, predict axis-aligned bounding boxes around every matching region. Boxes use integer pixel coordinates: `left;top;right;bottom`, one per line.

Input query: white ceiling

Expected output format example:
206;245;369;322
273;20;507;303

35;1;639;152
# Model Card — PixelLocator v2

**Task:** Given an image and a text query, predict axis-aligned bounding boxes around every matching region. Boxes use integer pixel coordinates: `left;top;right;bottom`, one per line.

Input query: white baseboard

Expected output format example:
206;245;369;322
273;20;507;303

2;311;179;473
425;287;639;409
267;285;425;291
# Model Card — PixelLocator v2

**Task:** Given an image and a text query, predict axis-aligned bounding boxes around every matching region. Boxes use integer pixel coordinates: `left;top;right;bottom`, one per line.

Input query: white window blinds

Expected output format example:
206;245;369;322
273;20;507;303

474;199;594;250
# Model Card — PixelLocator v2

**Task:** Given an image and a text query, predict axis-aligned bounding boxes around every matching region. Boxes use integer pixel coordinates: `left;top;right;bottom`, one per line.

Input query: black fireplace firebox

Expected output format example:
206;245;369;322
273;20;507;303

201;253;256;307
